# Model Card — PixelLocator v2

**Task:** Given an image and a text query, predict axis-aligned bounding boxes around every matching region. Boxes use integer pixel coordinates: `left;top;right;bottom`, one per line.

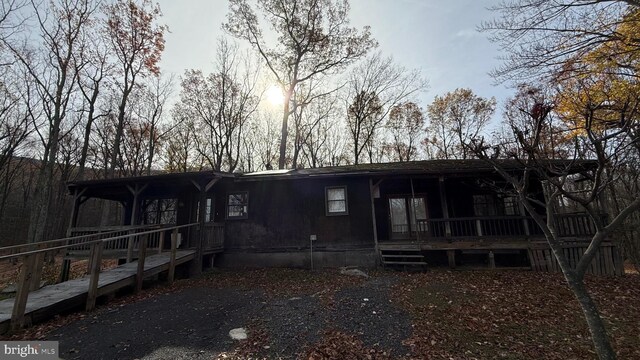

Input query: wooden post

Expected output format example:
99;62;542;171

126;229;135;263
11;254;36;331
135;234;148;293
369;179;381;259
438;177;452;238
30;249;45;291
447;250;456;269
519;202;530;236
86;242;104;311
476;219;483;237
168;229;178;284
489;251;496;269
158;231;165;255
126;183;147;262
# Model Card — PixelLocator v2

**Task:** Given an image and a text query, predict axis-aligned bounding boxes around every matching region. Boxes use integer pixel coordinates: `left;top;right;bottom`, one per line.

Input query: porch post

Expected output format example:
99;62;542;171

126;183;148;262
369;178;381;259
190;177;218;276
438;177;452;238
410;177;421;243
519;202;530;236
60;188;87;282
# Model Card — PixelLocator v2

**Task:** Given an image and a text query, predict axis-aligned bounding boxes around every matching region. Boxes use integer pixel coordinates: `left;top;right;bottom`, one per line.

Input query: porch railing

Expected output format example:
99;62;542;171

404;213;603;240
201;222;225;252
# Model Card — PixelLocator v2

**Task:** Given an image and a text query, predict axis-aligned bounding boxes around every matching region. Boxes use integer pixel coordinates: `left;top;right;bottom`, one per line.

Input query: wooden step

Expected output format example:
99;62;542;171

381;254;425;258
382;261;428;265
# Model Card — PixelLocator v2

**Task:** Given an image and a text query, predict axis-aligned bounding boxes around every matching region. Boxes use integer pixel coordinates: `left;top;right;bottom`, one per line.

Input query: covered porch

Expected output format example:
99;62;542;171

65;171;233;274
370;174;620;273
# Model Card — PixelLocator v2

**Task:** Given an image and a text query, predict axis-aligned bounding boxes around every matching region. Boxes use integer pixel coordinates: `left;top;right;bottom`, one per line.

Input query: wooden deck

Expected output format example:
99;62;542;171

0;250;195;334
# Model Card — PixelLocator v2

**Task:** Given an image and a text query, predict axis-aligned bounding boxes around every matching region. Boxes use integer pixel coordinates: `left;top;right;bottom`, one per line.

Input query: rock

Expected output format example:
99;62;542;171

288;297;302;301
229;328;247;340
339;267;369;278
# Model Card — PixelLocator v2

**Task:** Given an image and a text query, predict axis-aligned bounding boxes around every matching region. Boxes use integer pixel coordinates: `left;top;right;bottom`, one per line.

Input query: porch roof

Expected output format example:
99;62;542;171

237;159;597;181
68;171;233;201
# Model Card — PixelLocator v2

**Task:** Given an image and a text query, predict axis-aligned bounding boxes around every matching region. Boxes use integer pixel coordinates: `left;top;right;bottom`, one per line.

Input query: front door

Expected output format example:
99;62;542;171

389;196;428;240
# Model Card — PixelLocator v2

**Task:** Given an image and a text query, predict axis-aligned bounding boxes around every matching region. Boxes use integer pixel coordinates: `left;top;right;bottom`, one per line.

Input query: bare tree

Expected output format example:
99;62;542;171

104;0;166;178
425;88;495;159
346;52;427;164
385;101;424;162
480;0;638;83
75;29;112;180
2;0;97;243
468;87;640;360
174;39;259;172
225;0;376;169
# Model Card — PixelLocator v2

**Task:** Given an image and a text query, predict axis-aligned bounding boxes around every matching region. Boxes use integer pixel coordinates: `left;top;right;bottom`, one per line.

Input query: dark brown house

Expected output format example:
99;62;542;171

67;160;623;275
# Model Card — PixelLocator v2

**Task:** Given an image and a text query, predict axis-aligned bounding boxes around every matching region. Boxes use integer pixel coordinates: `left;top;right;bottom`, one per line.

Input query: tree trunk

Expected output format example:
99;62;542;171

565;274;616;359
278;99;291;169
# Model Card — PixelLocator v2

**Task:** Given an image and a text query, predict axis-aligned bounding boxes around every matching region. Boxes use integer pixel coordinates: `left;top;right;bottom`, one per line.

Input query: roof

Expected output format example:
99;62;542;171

67;170;234;201
236;159;597;181
67;159;597;198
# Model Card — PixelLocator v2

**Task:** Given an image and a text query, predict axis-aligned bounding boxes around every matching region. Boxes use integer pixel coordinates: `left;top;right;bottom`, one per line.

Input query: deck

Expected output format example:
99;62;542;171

0;250;195;334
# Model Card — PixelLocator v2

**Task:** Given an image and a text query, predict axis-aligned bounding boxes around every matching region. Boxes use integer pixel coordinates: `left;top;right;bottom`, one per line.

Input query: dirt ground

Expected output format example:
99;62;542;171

4;268;640;359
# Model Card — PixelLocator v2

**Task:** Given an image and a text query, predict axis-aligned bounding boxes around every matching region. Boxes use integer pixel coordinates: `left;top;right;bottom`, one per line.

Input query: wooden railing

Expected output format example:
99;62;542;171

67;225;165;261
403;213;602;240
0;223;199;332
201;223;225;252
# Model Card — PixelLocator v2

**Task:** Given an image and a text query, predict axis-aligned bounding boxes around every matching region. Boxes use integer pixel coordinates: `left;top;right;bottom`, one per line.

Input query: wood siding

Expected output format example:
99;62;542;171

215;177;375;251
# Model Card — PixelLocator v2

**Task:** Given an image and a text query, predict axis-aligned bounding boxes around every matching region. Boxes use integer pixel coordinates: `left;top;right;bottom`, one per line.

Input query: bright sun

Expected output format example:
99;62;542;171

266;85;285;106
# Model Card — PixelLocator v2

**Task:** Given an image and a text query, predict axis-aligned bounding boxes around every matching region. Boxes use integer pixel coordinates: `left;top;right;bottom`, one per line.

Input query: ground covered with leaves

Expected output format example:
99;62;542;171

3;268;640;359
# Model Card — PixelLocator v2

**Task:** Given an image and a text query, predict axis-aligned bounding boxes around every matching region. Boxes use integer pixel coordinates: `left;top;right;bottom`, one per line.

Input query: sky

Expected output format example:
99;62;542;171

156;0;510;119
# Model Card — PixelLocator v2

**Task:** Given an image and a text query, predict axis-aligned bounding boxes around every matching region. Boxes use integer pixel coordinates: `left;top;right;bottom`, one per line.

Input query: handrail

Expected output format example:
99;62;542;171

0;224;156;254
0;223;199;261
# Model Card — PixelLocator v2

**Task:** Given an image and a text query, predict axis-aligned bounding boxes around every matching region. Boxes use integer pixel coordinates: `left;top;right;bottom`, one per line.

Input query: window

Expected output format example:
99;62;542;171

326;186;348;216
196;197;215;222
473;194;497;216
389;196;428;238
503;196;520;216
227;192;248;219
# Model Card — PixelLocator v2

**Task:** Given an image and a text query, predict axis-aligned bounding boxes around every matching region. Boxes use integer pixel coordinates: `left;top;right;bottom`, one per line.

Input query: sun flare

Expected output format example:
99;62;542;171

266;85;285;106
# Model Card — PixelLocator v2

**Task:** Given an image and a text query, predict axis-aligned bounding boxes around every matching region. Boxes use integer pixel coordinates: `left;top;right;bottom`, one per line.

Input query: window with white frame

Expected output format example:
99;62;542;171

227;192;248;219
326;186;348;216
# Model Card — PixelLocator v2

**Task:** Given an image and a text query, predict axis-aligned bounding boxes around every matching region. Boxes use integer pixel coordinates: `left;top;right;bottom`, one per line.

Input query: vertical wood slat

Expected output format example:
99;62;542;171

168;229;178;284
527;249;537;271
614;246;624;276
11;254;36;331
604;246;614;275
135;234;148;293
86;242;104;311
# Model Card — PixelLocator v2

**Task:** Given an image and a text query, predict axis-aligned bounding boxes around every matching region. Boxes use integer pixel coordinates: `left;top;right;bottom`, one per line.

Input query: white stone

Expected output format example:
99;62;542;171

339;267;369;278
229;328;247;340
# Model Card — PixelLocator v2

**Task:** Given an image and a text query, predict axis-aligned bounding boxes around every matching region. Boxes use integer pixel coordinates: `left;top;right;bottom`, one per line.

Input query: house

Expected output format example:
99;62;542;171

66;159;623;275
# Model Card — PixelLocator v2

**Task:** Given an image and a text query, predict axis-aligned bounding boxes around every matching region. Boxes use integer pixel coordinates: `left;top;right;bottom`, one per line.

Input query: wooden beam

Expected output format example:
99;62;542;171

205;178;219;192
190;180;202;192
86;242;104;311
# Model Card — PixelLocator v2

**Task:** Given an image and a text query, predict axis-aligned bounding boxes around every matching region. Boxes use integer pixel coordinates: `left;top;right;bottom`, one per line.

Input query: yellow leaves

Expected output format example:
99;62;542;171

554;9;640;134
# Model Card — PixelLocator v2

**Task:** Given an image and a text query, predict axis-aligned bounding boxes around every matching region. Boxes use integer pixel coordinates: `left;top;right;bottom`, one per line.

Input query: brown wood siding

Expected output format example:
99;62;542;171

215;177;375;251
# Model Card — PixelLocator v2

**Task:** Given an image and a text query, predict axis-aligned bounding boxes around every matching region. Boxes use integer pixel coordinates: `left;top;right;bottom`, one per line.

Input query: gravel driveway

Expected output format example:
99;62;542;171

47;272;411;359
